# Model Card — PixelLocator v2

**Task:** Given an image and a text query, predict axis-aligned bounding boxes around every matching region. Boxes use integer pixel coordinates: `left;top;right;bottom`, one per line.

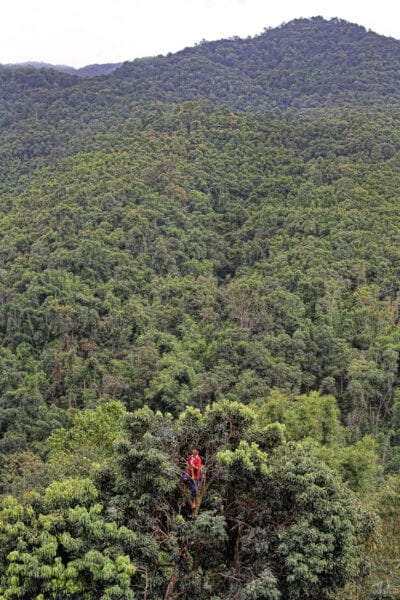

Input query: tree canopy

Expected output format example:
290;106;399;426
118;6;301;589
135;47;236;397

1;15;400;598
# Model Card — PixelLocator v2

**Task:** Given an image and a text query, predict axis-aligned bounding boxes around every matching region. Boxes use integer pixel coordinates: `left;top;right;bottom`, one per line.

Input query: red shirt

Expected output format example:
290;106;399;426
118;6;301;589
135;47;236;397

188;454;202;479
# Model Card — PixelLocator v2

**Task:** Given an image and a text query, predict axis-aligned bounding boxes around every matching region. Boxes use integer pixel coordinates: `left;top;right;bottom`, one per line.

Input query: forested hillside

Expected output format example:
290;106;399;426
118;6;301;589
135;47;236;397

1;17;400;599
7;61;122;77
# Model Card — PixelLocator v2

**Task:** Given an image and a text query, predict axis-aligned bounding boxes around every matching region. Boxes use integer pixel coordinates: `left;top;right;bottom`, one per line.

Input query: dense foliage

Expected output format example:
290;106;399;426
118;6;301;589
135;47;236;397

6;61;122;77
1;15;400;598
0;401;377;599
2;104;400;448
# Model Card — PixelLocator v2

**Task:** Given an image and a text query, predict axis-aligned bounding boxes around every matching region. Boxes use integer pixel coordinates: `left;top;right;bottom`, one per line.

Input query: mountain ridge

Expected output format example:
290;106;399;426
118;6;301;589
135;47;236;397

109;16;400;109
5;60;123;77
3;16;400;111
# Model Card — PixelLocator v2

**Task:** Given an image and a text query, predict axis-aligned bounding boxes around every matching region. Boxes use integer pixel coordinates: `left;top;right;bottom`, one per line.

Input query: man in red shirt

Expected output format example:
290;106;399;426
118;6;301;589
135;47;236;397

187;447;202;508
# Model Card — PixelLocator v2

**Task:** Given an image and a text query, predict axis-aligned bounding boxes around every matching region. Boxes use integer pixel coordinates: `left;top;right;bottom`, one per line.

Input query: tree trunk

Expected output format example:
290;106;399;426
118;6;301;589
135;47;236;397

164;562;179;600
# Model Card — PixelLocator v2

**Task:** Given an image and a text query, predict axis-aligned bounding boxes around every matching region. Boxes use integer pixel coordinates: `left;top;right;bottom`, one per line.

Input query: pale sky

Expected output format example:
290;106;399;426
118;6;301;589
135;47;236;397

1;0;400;68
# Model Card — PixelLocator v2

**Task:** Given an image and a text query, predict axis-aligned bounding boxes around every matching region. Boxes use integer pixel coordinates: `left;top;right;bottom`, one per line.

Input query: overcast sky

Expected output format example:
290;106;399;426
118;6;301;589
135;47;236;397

1;0;400;67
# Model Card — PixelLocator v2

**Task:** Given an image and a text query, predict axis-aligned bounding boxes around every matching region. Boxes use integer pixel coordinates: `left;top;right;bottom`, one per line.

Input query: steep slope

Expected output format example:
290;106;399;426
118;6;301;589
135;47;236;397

6;61;122;77
111;17;400;109
1;16;400;136
2;103;400;452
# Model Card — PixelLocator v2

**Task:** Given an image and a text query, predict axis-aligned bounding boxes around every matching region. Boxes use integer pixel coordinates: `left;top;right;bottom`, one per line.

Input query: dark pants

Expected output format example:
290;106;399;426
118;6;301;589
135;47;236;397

182;474;199;497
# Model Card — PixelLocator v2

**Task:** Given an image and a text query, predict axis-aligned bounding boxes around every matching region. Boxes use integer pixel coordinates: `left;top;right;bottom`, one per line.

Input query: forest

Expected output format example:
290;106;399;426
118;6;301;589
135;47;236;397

1;16;400;599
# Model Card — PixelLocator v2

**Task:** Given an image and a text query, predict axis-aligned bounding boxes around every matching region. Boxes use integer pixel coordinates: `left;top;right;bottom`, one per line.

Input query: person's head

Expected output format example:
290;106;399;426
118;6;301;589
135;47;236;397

192;447;199;456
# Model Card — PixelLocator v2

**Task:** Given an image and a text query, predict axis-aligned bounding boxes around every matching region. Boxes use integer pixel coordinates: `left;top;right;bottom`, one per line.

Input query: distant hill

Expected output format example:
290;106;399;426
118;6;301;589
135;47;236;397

3;17;400;115
2;16;400;177
108;16;400;109
76;62;123;77
1;14;400;151
5;61;122;77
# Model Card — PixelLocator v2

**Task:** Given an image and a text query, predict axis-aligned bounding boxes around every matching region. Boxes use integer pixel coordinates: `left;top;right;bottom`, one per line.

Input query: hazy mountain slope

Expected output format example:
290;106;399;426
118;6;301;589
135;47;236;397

2;16;400;129
112;17;400;109
6;61;122;77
